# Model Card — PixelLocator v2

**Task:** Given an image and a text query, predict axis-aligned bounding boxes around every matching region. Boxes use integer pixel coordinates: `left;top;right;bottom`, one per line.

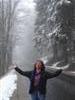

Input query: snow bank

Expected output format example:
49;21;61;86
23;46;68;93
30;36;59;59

0;70;17;100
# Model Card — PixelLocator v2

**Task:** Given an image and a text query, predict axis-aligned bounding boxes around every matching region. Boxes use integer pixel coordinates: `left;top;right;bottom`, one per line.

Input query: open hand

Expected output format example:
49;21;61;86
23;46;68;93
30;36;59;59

8;64;17;70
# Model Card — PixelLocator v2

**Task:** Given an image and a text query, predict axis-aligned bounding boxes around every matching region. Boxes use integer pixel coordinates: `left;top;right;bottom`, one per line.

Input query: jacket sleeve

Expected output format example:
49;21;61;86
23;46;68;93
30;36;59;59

46;69;62;79
15;67;31;78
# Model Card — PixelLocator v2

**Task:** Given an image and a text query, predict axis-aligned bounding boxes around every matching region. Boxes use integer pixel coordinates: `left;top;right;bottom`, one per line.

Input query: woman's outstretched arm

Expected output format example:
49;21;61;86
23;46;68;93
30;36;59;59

46;69;62;79
45;62;69;79
9;65;32;78
15;67;32;78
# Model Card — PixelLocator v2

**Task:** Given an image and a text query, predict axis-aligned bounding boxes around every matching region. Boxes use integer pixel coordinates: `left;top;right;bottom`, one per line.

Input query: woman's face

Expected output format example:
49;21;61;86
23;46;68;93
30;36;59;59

35;61;43;70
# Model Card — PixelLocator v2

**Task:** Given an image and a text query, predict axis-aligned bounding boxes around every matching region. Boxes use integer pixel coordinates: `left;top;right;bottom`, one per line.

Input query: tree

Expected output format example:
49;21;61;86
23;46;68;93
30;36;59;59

0;0;19;76
34;0;75;64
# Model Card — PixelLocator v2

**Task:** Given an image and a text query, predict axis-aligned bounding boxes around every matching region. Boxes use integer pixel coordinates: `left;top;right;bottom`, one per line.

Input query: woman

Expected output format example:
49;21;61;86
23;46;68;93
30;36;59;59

13;60;62;100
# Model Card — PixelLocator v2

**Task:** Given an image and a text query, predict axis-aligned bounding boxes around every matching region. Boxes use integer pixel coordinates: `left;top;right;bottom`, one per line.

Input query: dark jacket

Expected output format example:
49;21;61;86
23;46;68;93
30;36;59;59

15;67;62;95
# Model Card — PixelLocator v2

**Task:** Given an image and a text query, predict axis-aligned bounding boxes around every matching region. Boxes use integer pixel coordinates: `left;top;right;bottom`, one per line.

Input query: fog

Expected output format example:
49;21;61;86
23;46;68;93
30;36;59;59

12;0;38;69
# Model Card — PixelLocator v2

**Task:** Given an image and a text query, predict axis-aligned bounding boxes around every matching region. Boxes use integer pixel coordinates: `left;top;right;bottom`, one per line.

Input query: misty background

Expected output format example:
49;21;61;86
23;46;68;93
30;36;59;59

0;0;75;100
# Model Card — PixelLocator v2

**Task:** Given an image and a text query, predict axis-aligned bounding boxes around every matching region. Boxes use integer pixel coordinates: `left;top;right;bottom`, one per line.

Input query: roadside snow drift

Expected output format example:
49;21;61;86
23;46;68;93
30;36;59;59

0;70;17;100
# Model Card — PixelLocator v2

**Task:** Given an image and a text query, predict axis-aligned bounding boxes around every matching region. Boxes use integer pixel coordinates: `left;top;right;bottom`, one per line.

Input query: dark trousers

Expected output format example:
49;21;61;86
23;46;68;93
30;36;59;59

31;91;45;100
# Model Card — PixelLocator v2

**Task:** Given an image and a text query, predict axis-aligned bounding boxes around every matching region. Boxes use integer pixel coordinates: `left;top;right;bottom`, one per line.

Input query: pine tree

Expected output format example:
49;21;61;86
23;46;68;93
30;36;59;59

34;0;75;65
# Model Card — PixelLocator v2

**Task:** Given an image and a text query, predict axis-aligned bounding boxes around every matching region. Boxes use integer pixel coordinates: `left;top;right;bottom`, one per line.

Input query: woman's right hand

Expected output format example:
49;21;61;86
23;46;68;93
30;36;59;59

8;64;17;70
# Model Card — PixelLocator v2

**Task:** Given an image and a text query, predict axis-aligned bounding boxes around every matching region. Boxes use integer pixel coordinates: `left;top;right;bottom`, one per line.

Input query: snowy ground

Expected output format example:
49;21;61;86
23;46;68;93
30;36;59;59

0;70;17;100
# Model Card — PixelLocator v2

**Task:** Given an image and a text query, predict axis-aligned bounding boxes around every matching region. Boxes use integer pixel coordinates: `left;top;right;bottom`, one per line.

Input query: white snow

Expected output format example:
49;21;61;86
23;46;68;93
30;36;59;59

48;24;61;37
63;71;75;76
59;0;71;5
46;62;69;70
41;56;69;70
0;70;17;100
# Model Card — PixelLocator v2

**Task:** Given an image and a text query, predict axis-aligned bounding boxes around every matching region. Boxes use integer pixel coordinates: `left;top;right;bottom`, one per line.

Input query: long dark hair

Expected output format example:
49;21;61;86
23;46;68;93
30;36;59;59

34;59;45;72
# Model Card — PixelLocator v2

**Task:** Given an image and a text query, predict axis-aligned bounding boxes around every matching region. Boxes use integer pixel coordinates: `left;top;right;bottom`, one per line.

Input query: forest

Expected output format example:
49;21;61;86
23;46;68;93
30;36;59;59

0;0;75;100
